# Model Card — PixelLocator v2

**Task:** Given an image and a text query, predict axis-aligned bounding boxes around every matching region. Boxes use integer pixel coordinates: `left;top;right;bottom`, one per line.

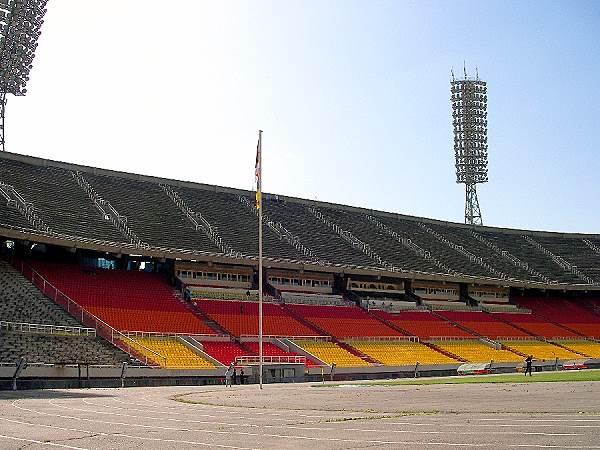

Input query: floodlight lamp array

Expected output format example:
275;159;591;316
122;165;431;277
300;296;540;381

0;0;48;96
451;79;488;185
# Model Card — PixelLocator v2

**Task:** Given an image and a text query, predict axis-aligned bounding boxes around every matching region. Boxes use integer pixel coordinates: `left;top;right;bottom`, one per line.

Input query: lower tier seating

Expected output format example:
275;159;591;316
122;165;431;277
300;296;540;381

438;311;530;339
0;260;80;327
346;340;458;365
30;262;215;335
293;340;369;367
128;337;215;369
0;331;130;365
372;310;473;338
87;306;212;334
194;300;317;337
500;340;585;361
558;340;600;358
493;313;579;339
432;340;522;363
200;341;248;366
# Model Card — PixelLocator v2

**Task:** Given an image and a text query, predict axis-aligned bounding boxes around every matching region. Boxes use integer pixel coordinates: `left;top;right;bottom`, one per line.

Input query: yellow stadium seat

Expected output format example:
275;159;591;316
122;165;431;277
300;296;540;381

501;340;586;361
128;337;215;369
433;339;522;363
557;340;600;358
293;340;369;367
346;340;458;365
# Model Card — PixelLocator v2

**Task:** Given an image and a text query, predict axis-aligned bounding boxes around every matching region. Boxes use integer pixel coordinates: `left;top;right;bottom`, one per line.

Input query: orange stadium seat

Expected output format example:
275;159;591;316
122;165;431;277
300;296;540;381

288;304;401;338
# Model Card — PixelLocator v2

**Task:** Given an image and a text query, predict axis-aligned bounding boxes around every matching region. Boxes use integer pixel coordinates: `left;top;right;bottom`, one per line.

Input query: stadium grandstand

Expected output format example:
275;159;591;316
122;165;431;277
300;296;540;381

1;151;600;387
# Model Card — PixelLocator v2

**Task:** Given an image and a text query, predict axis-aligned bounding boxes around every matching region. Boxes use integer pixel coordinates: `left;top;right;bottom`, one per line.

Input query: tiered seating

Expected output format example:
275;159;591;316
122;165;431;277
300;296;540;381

287;304;401;338
31;262;215;334
0;158;125;242
481;231;580;284
500;340;584;361
178;188;305;261
558;340;600;358
426;223;536;281
432;340;522;362
200;341;247;366
0;331;129;365
516;297;600;338
0;260;79;326
263;199;375;267
371;310;472;339
379;215;493;277
2;153;600;286
437;311;530;339
493;312;578;338
293;339;369;367
195;299;317;337
346;340;458;365
128;337;214;369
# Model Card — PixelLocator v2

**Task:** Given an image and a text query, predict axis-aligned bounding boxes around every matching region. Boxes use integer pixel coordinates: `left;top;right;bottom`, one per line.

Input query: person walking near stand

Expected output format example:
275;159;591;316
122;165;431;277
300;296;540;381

525;355;533;376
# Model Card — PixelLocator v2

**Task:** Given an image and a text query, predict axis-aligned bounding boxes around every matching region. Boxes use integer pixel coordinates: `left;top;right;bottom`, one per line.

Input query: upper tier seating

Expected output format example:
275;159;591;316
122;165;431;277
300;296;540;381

371;310;473;339
432;340;522;363
1;154;600;285
287;304;401;338
83;174;221;252
500;340;584;361
0;330;129;365
178;188;305;261
346;340;458;366
0;159;125;242
293;339;369;367
194;299;318;337
0;260;79;326
262;199;376;267
516;297;600;338
31;262;215;334
128;337;214;369
480;231;581;284
437;311;530;339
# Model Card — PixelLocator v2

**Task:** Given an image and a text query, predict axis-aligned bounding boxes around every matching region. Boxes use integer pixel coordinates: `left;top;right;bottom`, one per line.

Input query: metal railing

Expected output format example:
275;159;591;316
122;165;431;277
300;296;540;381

71;171;148;249
0;320;96;336
522;235;597;285
470;231;553;284
365;215;460;276
162;184;241;258
0;181;50;232
15;260;167;367
239;195;327;265
235;355;307;365
417;222;507;280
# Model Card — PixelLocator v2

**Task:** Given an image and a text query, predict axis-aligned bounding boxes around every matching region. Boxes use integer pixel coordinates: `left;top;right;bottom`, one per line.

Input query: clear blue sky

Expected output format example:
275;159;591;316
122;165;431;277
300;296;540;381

9;1;600;233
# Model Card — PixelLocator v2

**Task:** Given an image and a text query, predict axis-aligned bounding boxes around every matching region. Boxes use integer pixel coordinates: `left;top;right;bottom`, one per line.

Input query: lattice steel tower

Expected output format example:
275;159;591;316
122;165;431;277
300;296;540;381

451;68;488;225
0;0;48;151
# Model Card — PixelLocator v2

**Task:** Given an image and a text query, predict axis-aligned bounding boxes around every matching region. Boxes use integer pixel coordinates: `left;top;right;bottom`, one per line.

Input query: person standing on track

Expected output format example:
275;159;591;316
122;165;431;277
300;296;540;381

525;355;533;376
225;362;234;387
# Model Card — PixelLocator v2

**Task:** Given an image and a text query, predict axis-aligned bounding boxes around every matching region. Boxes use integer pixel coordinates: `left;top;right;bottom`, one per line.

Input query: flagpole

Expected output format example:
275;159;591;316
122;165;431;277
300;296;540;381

258;129;263;390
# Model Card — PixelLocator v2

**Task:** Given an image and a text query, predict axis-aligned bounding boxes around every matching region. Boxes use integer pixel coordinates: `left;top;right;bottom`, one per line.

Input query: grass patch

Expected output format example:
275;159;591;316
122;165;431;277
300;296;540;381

320;369;600;387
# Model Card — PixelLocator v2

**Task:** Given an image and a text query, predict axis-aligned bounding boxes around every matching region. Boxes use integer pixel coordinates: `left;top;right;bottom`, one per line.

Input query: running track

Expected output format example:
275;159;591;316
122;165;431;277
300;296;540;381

1;380;599;449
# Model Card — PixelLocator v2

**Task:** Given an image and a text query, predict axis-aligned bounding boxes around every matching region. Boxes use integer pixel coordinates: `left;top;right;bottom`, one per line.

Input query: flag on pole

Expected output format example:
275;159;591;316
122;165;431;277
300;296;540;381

255;137;261;209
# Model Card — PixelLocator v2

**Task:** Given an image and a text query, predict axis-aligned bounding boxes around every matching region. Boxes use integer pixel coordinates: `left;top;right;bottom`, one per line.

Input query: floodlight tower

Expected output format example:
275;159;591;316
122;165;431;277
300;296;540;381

0;0;48;151
451;67;488;225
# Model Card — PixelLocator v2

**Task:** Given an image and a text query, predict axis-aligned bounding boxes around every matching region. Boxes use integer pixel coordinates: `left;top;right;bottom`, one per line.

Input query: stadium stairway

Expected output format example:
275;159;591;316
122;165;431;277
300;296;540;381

421;341;466;362
280;303;381;364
